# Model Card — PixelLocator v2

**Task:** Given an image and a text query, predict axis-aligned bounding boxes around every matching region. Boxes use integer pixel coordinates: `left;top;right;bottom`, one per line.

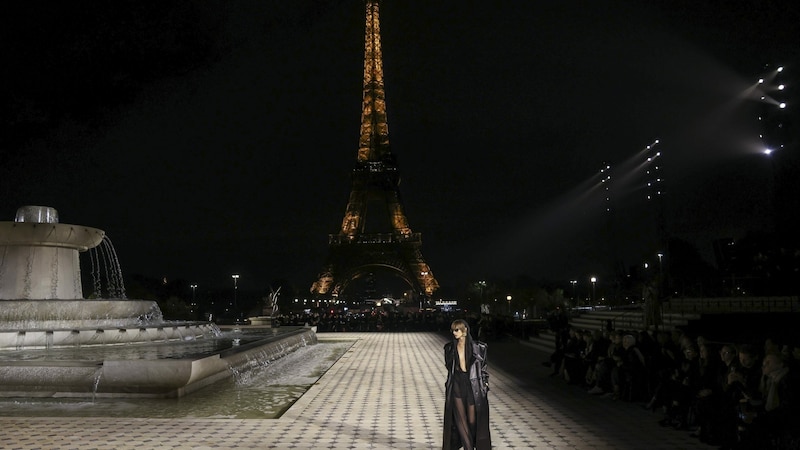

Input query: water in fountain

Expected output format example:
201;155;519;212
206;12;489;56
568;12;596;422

88;236;126;300
0;338;353;418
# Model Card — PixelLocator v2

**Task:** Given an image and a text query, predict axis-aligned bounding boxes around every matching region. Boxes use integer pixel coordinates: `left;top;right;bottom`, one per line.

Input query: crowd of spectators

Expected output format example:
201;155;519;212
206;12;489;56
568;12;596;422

545;312;800;450
274;309;515;335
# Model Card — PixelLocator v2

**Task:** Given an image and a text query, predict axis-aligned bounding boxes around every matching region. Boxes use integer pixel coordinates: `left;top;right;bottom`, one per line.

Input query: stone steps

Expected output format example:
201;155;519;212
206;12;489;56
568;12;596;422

522;309;701;354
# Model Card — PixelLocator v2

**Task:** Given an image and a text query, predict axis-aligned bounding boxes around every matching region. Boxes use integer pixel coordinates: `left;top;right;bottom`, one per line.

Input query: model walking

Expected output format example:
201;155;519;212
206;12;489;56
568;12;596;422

443;319;491;449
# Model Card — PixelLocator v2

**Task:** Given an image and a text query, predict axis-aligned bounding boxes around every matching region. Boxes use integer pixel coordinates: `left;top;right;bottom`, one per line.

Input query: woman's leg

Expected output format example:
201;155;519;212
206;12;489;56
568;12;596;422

452;398;475;450
451;377;476;450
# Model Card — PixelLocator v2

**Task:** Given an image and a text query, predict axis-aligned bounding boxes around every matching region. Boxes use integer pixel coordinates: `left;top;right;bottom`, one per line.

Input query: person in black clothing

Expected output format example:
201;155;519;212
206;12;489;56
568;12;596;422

589;330;624;395
717;344;762;449
543;309;570;373
658;343;701;429
612;334;647;401
443;319;491;450
691;342;725;444
582;330;609;388
562;328;587;385
645;330;681;411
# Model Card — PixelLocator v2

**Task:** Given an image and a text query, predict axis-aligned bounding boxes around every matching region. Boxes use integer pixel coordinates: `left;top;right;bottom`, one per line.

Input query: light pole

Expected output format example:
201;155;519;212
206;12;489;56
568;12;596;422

570;280;577;307
190;284;197;313
231;274;240;311
656;253;664;275
506;295;512;316
590;277;597;305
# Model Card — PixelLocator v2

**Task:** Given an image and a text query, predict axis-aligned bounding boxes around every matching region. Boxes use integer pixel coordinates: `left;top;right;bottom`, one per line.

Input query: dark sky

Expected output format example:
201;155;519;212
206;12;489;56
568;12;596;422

2;1;798;296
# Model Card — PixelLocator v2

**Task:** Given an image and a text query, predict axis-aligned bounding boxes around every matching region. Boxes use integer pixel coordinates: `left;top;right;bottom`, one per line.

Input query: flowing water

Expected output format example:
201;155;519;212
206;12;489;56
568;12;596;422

0;340;353;419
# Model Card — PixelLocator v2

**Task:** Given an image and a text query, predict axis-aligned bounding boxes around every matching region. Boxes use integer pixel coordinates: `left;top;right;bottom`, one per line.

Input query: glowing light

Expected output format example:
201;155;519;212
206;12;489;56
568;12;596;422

777;66;784;72
779;102;786;109
758;78;765;84
778;84;785;90
764;148;773;155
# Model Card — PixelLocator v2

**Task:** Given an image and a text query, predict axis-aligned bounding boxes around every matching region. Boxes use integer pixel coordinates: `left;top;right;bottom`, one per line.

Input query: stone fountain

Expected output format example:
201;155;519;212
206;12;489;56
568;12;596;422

0;206;315;399
0;205;209;347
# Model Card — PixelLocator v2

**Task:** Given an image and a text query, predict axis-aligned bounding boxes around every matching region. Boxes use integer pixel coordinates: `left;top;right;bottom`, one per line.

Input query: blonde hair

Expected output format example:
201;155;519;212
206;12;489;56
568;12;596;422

450;319;468;332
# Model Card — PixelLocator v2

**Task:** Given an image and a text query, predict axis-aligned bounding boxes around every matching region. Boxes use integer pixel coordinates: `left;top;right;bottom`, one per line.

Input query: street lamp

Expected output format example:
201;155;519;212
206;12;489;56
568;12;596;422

506;295;512;315
189;284;198;316
570;280;577;307
656;253;664;275
231;275;240;310
590;277;597;304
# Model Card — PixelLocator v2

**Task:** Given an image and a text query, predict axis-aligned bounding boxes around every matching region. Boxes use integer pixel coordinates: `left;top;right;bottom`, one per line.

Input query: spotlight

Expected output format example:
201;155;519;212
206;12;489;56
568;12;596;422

779;103;786;109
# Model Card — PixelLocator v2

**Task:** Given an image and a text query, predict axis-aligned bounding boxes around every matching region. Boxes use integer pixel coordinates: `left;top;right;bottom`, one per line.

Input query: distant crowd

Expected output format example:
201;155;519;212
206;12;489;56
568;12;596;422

274;309;516;336
544;309;800;450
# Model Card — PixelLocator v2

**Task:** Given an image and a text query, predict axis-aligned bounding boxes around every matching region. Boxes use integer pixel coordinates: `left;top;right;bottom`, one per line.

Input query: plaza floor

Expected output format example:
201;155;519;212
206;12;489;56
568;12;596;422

0;332;711;449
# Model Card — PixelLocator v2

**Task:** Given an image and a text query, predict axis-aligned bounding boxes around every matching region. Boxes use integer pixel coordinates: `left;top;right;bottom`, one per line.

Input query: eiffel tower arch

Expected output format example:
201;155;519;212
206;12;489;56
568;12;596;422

311;0;438;302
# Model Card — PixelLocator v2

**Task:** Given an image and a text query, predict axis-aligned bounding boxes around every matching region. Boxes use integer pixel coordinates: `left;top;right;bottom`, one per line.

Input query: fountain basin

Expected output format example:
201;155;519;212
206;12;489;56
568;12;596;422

0;327;317;398
0;321;214;349
0;221;105;250
0;300;164;334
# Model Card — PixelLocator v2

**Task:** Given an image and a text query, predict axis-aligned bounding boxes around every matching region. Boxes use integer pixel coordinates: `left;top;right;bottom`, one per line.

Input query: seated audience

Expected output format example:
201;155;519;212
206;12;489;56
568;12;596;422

736;352;799;449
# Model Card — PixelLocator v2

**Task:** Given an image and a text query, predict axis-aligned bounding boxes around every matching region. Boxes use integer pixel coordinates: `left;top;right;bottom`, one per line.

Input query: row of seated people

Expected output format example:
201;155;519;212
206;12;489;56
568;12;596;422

546;326;800;449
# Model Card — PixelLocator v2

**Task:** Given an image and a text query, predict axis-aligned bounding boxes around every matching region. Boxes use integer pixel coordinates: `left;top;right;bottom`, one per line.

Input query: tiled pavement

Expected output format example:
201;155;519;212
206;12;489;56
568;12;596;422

0;332;711;449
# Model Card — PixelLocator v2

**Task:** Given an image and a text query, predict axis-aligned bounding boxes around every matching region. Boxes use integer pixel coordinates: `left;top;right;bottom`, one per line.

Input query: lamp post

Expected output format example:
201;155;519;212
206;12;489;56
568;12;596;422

190;284;197;313
656;253;664;275
590;277;597;305
570;280;577;307
506;295;512;316
231;274;240;310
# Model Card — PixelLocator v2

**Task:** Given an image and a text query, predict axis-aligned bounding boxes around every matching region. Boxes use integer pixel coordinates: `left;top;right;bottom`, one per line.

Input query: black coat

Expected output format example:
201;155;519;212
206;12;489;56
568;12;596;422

443;339;492;449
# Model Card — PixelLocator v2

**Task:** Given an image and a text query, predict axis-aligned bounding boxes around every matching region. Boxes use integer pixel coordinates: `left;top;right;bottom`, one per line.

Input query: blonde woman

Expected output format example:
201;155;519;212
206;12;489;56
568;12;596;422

443;319;491;449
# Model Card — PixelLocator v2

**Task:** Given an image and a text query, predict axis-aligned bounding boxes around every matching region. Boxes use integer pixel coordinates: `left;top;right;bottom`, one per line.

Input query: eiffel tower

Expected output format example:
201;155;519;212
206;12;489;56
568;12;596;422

310;0;439;301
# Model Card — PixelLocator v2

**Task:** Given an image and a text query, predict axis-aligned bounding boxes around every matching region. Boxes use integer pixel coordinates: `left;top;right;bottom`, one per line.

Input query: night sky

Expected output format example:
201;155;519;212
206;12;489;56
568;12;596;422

2;1;798;297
